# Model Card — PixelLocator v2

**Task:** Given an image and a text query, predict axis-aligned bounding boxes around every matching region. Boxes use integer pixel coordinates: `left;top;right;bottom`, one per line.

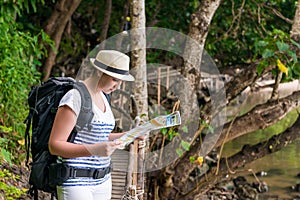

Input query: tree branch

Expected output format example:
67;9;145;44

42;0;81;81
214;90;300;148
181;113;300;199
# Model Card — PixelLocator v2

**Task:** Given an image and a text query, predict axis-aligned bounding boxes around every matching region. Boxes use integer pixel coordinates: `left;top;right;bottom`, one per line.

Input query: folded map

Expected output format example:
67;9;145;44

116;111;181;148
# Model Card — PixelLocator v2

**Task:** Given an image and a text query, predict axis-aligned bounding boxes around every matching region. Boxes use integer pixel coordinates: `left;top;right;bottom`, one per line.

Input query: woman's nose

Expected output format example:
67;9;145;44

113;83;121;90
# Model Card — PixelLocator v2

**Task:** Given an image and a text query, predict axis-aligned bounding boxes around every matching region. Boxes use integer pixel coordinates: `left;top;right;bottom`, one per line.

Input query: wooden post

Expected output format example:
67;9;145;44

127;0;147;199
157;67;161;107
166;66;170;90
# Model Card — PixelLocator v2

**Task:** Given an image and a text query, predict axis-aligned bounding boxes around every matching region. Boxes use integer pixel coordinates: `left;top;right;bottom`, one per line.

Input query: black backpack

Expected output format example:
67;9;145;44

24;77;110;199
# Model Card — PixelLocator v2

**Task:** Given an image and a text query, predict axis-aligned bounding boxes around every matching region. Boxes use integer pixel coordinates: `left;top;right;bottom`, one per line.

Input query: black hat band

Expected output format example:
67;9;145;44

94;60;129;75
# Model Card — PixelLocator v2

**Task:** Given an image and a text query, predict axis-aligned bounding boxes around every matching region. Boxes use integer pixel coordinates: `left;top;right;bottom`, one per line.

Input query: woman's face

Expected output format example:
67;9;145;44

98;73;122;94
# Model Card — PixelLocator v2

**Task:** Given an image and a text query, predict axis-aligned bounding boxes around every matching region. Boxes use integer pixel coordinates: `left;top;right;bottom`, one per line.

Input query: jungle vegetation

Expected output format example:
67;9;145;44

0;0;299;199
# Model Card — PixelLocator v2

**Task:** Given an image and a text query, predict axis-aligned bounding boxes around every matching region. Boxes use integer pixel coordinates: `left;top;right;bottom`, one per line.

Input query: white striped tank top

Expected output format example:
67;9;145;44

58;88;115;187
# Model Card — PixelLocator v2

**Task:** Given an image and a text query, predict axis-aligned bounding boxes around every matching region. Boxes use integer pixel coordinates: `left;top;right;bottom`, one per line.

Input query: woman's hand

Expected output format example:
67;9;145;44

108;132;126;140
84;141;122;157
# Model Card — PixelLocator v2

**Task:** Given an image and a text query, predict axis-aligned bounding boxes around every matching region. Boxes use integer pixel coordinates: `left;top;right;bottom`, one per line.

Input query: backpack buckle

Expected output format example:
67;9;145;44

69;168;77;178
93;169;105;179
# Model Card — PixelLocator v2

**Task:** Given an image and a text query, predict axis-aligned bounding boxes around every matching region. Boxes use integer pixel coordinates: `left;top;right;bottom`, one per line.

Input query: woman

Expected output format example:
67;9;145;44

48;50;134;200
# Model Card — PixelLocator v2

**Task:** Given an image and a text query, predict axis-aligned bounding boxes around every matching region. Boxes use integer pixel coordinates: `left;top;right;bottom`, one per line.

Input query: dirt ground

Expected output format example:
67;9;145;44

1;163;300;200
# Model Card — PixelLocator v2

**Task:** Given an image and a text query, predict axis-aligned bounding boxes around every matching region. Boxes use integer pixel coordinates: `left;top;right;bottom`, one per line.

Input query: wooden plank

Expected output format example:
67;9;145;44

111;149;129;200
112;179;126;183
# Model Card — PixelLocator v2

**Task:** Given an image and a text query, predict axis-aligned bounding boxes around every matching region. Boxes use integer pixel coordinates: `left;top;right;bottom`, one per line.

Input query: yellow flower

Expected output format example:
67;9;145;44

196;156;204;166
277;59;288;75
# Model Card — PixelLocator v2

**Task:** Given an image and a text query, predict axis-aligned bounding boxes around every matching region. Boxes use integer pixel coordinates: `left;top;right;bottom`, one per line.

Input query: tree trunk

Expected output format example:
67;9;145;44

290;1;300;58
42;0;81;82
160;1;221;199
129;2;147;120
98;0;112;46
128;1;147;200
290;1;300;43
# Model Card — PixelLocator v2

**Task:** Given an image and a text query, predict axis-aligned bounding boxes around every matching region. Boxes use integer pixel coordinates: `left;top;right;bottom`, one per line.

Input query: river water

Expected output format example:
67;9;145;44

223;110;300;199
222;80;300;199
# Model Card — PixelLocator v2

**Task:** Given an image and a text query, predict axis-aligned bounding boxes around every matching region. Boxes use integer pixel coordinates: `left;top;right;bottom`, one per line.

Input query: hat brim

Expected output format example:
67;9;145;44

90;58;135;81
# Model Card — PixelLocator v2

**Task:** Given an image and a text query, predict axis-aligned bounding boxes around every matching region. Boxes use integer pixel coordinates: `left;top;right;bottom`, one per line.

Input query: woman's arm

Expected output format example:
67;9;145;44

48;105;91;158
49;105;122;158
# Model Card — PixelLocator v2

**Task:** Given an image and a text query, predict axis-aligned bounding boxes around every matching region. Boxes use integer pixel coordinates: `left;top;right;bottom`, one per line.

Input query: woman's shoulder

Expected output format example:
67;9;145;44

62;88;81;101
59;89;82;116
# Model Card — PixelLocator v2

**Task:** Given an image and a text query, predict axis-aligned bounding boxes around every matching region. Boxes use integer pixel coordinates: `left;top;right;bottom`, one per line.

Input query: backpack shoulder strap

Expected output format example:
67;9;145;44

73;82;94;130
72;82;111;130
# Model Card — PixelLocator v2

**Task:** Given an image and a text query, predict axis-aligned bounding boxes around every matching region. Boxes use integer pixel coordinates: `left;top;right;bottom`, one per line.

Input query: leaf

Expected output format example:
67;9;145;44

208;125;214;134
161;128;168;135
0;125;12;132
277;59;288;75
254;40;268;52
176;148;183;157
181;140;190;151
276;41;290;52
255;40;268;47
293;63;300;76
287;50;297;63
181;125;188;133
201;120;209;127
0;138;8;146
140;113;147;118
1;149;12;166
262;49;274;58
291;39;300;49
256;61;268;75
189;156;196;163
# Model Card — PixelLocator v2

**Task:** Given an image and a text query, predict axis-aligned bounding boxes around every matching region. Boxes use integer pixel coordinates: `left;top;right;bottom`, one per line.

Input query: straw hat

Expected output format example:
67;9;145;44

90;50;134;81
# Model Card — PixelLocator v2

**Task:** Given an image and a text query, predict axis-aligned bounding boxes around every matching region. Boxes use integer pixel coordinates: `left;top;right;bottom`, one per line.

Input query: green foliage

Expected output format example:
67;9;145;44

254;28;300;81
200;118;214;134
0;14;52;132
0;126;26;165
173;131;190;157
181;125;188;133
206;0;296;68
0;169;27;199
0;0;54;130
0;0;54;167
0;0;46;17
0;126;13;165
176;140;190;157
55;32;86;75
145;0;196;32
189;156;196;163
160;126;191;157
161;127;178;141
181;140;190;151
176;148;184;157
